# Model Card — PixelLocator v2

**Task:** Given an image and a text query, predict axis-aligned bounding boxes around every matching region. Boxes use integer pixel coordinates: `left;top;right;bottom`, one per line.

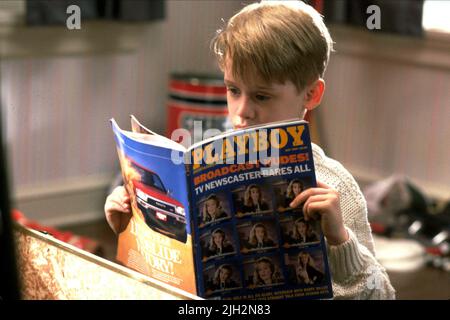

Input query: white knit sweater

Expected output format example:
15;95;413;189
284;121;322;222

312;143;396;300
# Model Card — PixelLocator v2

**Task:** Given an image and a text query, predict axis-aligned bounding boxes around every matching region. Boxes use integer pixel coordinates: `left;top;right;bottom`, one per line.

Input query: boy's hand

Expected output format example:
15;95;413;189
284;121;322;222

104;186;132;235
289;181;348;246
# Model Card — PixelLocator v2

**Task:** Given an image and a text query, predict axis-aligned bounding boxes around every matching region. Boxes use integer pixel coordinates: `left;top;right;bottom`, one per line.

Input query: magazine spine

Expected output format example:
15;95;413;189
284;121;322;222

185;160;203;296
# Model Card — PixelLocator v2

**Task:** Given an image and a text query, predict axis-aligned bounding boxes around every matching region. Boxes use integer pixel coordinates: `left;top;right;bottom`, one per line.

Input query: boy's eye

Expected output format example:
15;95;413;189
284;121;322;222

227;87;240;96
255;94;271;102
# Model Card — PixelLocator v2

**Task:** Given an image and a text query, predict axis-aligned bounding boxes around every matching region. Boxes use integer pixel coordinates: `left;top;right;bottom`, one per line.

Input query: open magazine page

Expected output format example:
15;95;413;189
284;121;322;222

111;119;197;295
130;114;159;135
187;120;333;300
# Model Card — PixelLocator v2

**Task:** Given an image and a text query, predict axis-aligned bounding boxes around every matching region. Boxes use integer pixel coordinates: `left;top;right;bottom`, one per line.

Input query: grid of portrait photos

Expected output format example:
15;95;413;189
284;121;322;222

196;176;329;298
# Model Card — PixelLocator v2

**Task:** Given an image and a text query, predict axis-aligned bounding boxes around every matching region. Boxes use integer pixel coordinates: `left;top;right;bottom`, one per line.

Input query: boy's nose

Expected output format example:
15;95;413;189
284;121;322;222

233;96;256;127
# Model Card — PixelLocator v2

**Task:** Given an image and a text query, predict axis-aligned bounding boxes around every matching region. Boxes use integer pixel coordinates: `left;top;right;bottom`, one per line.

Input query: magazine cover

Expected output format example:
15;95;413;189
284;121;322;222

111;119;197;295
111;116;333;299
188;121;333;299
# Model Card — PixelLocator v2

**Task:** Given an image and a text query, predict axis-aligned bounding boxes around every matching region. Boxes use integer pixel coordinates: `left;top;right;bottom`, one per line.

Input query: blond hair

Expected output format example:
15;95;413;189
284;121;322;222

212;0;333;91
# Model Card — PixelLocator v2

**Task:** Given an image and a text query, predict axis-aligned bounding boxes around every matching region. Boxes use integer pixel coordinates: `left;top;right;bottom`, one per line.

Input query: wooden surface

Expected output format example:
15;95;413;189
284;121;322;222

60;219;450;300
15;223;199;300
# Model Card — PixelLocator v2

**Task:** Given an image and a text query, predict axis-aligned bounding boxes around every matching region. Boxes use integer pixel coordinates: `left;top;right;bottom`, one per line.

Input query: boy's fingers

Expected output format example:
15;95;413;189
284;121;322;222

120;189;130;200
316;180;332;189
305;194;329;204
109;188;130;205
303;194;329;217
289;188;328;208
303;200;326;221
113;185;125;195
120;198;130;207
106;203;122;215
113;185;129;199
289;180;334;208
111;194;129;205
108;199;130;213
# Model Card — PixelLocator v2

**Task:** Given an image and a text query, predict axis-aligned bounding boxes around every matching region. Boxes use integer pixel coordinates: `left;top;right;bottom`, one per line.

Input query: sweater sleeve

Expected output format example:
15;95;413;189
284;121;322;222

327;227;396;300
311;143;396;299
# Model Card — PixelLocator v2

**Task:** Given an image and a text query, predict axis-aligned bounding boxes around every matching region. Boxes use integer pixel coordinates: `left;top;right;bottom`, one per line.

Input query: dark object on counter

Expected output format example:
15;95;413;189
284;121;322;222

364;175;450;271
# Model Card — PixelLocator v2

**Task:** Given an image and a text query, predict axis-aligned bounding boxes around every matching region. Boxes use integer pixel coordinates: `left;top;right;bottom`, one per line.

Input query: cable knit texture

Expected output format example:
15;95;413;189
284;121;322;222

312;143;396;300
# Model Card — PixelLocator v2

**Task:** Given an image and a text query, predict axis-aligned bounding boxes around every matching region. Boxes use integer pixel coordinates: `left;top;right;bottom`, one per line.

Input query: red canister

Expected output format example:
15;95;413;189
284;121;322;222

166;73;230;140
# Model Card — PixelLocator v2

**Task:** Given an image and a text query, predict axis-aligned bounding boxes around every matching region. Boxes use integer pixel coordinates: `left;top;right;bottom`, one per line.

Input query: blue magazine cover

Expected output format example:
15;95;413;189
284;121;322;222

188;120;333;300
111;116;333;299
112;117;197;294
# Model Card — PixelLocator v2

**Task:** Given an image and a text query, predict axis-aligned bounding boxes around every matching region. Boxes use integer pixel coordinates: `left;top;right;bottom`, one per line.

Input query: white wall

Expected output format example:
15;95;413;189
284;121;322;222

1;0;242;189
1;3;448;224
0;0;243;224
319;26;450;198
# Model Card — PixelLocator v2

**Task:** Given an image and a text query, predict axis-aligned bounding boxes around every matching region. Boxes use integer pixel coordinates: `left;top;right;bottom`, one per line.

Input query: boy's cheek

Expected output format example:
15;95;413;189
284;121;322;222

226;104;239;121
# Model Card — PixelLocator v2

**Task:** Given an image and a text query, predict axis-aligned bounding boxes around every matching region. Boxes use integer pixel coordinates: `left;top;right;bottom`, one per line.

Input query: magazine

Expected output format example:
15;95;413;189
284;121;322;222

111;115;333;300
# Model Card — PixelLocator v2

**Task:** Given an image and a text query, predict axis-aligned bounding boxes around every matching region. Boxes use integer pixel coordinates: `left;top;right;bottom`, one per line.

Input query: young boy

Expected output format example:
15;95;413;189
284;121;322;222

105;0;395;299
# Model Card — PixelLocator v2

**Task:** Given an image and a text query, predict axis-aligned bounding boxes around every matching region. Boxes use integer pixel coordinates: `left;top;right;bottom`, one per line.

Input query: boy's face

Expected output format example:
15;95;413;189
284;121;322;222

224;61;307;129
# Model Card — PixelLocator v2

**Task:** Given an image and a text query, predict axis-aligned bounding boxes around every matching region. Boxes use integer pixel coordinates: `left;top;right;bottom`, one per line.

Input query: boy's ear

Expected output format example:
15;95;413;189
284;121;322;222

303;79;325;111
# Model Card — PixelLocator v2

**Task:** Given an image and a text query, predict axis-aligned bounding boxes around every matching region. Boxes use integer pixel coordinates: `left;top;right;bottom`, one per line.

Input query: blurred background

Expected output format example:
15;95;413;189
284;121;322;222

0;0;449;299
